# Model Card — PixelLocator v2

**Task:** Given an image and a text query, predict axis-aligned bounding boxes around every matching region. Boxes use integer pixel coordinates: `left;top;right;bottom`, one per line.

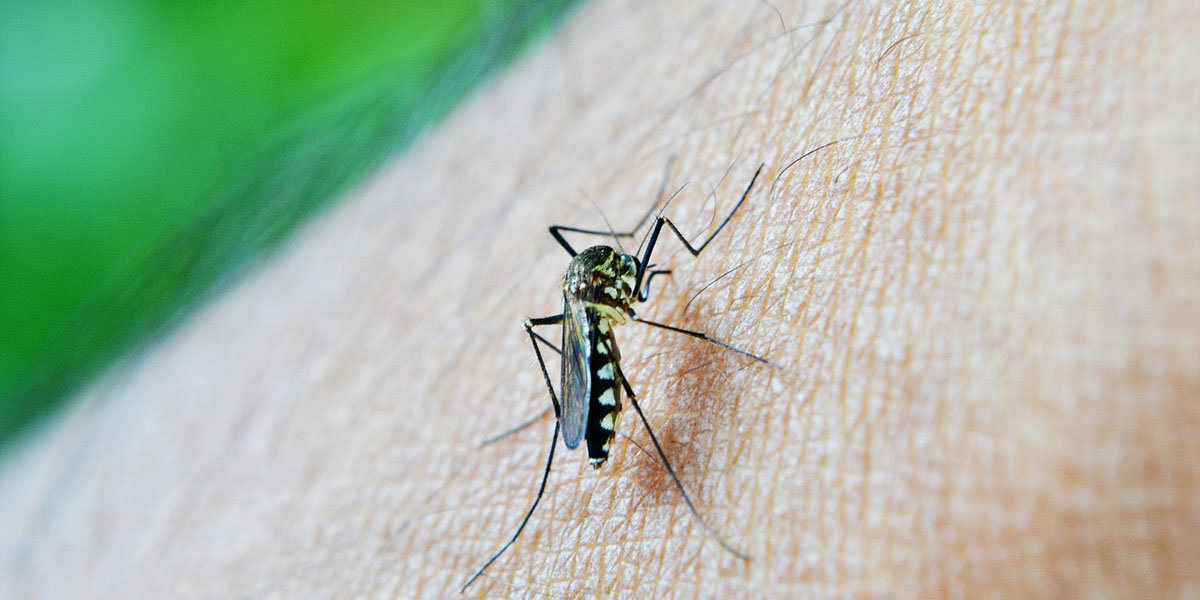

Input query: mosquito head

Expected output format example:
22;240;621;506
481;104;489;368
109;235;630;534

617;252;638;279
564;246;638;315
613;252;639;306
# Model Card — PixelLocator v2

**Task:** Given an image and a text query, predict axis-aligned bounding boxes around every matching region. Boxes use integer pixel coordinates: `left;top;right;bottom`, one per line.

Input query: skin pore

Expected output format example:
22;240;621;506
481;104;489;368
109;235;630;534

1;0;1197;598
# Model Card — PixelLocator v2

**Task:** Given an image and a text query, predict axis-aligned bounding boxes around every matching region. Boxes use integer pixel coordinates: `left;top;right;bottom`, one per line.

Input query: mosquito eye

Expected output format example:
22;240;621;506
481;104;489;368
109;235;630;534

622;255;638;274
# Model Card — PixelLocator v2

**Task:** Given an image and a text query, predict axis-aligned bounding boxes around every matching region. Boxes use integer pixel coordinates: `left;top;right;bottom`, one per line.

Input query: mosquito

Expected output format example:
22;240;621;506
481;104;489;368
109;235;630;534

462;162;770;593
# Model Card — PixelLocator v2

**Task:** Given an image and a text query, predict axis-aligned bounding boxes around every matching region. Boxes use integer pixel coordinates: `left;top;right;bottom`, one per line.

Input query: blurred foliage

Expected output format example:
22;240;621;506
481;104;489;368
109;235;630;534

0;0;580;445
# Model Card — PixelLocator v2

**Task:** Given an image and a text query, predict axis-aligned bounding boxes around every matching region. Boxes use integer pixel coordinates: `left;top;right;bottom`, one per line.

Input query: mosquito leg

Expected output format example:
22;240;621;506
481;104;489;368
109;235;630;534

460;315;565;593
631;316;777;367
633;163;764;297
461;419;560;593
478;407;555;449
637;269;673;302
523;314;564;420
477;322;561;447
549;156;680;257
612;361;750;562
528;330;561;355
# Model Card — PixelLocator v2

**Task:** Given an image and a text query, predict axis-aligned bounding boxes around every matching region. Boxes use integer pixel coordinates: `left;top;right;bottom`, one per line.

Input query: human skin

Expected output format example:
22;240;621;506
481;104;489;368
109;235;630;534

1;0;1197;598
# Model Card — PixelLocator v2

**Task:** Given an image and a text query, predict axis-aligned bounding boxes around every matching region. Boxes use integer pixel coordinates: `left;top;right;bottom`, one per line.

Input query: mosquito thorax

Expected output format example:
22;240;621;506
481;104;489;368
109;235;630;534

562;245;638;323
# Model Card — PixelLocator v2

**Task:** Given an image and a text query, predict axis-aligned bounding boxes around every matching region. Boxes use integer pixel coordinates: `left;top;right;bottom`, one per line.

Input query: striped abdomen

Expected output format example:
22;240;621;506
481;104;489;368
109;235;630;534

586;318;623;468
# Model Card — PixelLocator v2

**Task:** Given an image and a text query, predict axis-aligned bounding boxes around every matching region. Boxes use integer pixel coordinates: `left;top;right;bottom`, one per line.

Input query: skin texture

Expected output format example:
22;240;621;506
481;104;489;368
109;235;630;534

2;0;1198;598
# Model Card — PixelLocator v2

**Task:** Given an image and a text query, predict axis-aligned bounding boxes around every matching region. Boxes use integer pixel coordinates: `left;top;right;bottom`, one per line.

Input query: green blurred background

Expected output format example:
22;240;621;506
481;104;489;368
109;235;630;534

0;0;580;447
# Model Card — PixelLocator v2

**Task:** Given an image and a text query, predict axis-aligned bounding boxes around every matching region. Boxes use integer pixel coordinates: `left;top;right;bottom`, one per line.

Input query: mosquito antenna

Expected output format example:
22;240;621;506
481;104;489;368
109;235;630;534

628;155;683;260
629;154;679;238
582;191;626;254
635;182;688;258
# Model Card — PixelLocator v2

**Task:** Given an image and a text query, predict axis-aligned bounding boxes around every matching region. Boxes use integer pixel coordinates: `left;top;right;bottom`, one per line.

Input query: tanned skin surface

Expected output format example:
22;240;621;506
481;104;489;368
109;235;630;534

2;1;1197;598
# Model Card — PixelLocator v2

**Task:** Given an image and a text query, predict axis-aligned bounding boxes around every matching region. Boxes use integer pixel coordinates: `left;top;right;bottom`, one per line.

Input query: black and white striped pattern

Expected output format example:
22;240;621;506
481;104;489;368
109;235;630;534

585;325;622;468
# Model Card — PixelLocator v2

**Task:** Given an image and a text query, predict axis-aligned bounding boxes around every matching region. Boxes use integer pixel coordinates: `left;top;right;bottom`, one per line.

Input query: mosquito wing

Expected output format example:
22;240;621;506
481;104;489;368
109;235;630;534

559;294;592;449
